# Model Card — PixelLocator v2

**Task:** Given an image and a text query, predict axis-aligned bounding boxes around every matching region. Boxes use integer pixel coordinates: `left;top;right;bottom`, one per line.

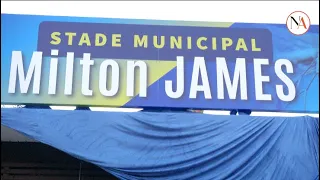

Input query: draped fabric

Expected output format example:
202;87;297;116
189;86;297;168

1;108;319;180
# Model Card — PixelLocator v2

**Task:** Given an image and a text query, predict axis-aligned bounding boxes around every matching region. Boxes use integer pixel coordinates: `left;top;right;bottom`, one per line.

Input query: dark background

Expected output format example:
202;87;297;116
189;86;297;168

1;142;118;180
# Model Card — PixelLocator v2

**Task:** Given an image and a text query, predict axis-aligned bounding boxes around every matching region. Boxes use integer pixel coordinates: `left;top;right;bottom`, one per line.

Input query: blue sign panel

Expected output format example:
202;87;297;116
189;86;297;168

1;14;319;113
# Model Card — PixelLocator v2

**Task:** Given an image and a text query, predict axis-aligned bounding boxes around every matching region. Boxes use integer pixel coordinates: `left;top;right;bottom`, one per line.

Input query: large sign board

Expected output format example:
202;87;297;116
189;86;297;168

1;14;319;113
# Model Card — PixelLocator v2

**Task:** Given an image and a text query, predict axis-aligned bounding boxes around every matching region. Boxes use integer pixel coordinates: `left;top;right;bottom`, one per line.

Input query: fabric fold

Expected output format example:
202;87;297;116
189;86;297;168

1;108;318;180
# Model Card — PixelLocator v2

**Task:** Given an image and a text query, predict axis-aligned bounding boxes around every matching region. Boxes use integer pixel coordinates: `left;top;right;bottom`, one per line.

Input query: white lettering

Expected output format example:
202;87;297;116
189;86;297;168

48;49;59;95
254;58;272;101
64;52;75;95
127;61;147;97
8;51;42;94
275;59;296;102
99;60;119;96
165;56;185;98
189;57;212;99
80;53;94;96
216;57;248;100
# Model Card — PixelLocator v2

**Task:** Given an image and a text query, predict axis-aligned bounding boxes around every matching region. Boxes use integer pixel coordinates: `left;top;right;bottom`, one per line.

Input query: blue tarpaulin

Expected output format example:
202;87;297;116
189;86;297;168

1;108;319;180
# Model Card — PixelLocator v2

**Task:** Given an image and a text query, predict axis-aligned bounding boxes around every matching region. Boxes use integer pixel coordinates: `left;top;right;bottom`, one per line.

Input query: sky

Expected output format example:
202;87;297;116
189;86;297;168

1;1;319;118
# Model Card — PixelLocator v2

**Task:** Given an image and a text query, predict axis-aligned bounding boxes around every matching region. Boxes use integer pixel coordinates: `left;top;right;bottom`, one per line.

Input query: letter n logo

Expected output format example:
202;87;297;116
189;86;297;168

286;11;311;35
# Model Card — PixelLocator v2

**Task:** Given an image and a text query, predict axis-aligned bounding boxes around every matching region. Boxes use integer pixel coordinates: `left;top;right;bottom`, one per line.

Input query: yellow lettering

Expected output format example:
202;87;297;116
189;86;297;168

153;36;165;49
251;39;261;51
50;32;61;45
78;33;91;46
112;34;121;47
95;33;107;46
222;38;233;50
134;35;148;48
235;38;248;51
65;32;76;46
196;37;207;50
170;36;182;49
212;37;217;50
187;37;192;49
